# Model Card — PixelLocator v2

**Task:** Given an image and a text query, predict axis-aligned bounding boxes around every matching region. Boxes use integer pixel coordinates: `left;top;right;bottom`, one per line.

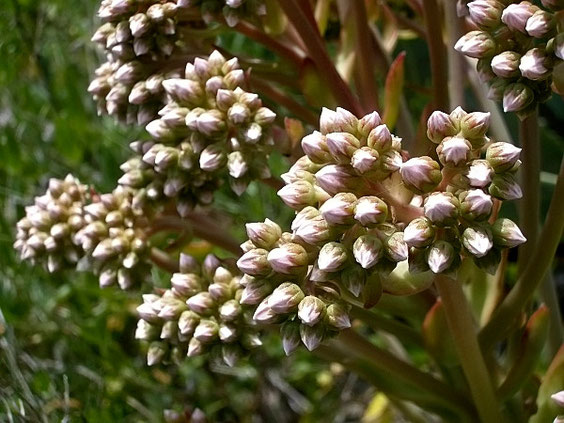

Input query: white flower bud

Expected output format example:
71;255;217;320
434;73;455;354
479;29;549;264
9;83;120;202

237;248;271;276
503;83;534;113
353;235;383;269
404;217;435;248
298;296;326;326
197;110;226;136
459;189;493;221
326;303;351;330
135;320;157;340
351;147;379;174
519;48;551;81
357;111;383;137
385;232;409;262
551;391;564;408
468;0;504;28
367;124;393;152
326;132;361;162
147;342;167;365
194;319;219;343
319;107;358;134
424;192;460;225
300;324;325;351
253;297;279;324
427;111;458;144
186;292;215;314
492;218;527;248
162;78;202;103
281;322;301;355
486;142;521;172
227;151;249;178
353;196;388;226
199;143;227;172
525;10;555;38
245;219;282;249
293;212;333;245
317;242;349;272
462;225;493;258
455;31;497;58
178;310;199;335
301;131;331;163
400;157;442;194
240;279;271;305
319;192;357;224
187;338;204;357
219;324;238;343
426;241;456;274
315;164;362;196
437;136;472;167
267;243;309;275
502;2;538;33
268;282;305;314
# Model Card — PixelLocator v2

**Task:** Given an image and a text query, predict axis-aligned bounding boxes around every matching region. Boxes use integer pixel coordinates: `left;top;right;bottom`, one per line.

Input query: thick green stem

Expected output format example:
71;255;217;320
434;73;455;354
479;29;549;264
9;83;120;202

422;0;449;112
277;0;364;116
480;158;564;351
435;275;505;423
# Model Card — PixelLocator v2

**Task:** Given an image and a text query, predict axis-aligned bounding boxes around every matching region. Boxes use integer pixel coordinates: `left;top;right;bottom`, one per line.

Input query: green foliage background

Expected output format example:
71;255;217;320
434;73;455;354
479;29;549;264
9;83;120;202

1;1;563;422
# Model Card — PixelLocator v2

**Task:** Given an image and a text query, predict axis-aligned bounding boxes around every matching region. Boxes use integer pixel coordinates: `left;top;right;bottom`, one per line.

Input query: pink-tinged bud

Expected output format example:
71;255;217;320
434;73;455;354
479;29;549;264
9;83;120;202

267;243;309;275
197;110;226;136
227;151;248;179
367;124;393;152
427;111;458;144
501;2;539;33
277;180;318;210
326;132;361;163
193;319;219;343
357;111;383;137
462;225;493;257
460;189;493;220
281;321;301;355
268;282;305;314
186;292;215;314
353;196;388;226
502;83;534;113
341;266;366;297
426;241;456;274
404;217;436;248
317;242;349;272
171;273;202;297
135;320;157;340
491;51;521;78
162;79;202;103
199;143;227;172
298;296;326;326
353;235;383;269
551;391;564;408
326;303;351;330
489;173;523;200
437;136;472;167
351;147;379;174
400;157;442;194
319;192;357;225
468;0;504;28
454;31;497;58
315;164;362;196
227;103;250;124
237;248;271;276
294;213;333;245
486;142;521;172
488;78;510;101
424;192;460;225
519;48;552;81
449;106;468;124
240;279;271;305
147;342;167;365
466;160;494;188
145;119;175;143
460;111;491;140
525;10;555;38
253;297;279;324
385;232;409;262
300;324;325;351
245;219;282;249
492;218;526;247
319;107;358;134
555;33;564;60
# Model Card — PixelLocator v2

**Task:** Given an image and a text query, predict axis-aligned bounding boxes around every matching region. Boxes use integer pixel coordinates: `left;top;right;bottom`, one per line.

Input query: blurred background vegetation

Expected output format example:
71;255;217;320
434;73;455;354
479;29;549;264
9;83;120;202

1;1;563;422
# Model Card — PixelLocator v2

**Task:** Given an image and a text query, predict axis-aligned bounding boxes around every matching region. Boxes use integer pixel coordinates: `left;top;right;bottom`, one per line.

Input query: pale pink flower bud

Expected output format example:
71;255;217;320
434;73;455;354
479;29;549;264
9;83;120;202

186;292;215;314
317;242;349;272
460;189;493;220
460;112;491;140
427;111;458;144
245;219;282;249
298;296;326;326
466;159;494;187
526;10;555;37
281;321;301;355
357;111;383;137
219;300;242;321
462;225;493;257
486;142;521;172
427;241;456;274
268;282;305;314
326;303;351;330
300;324;325;351
400;157;442;194
135;320;157;340
502;83;534;113
489;174;523;200
324;132;361;163
437;136;472;167
404;217;435;248
315;164;362;196
240;279;271;305
488;78;510;102
267;243;309;275
491;51;522;78
319;192;357;225
353;196;388;226
424;192;460;225
455;31;497;58
253;297;278;323
502;2;539;33
162;79;202;103
197;110;226;136
492;218;526;247
551;391;564;408
353;235;383;269
278;180;319;210
237;248;271;276
199;143;226;172
519;48;552;80
385;232;409;262
351;147;379;174
301;131;331;164
147;342;167;365
468;0;504;28
293;212;333;245
367;124;393;152
555;33;564;60
145;119;175;143
319;107;358;134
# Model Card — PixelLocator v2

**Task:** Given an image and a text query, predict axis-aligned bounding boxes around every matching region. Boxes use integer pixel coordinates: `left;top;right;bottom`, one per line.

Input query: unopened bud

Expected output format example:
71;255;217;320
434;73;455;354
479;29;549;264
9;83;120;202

317;242;349;272
357;111;383;137
519;48;551;81
427;241;456;274
354;196;388;226
281;321;301;355
147;342;167;366
466;159;494;188
459;189;493;220
162;79;202;103
492;218;526;247
501;2;538;33
268;282;305;314
315;164;362;196
460;112;491;141
240;279;271;305
319;107;358;134
486;142;521;172
319;192;357;225
237;248;271;276
455;31;496;58
278;180;318;210
424;192;460;225
489;173;523;200
194;319;219;343
300;324;325;351
267;243;309;275
367;124;393;152
468;0;504;28
427;111;457;144
178;310;199;335
551;391;564;408
245;219;282;249
400;157;442;194
326;303;351;330
502;83;534;113
526;10;555;38
351;147;380;174
462;225;493;257
326;132;361;162
301;131;331;164
404;217;435;248
353;235;383;269
187;338;204;357
186;292;214;314
298;296;326;326
253;296;278;323
437;136;472;167
199;143;227;172
293;212;333;245
385;232;409;262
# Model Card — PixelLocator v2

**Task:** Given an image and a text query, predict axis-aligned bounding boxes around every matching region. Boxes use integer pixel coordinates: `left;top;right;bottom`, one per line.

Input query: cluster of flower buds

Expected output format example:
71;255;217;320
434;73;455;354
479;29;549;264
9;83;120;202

403;107;527;274
456;0;564;117
135;253;262;366
118;51;276;215
181;0;266;27
75;186;152;290
14;175;89;273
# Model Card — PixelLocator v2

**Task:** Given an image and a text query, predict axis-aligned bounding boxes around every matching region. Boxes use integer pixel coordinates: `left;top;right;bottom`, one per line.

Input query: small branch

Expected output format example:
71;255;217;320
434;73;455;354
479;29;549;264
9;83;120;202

277;0;364;116
149;247;179;273
422;0;449;112
435;275;505;423
480;157;564;352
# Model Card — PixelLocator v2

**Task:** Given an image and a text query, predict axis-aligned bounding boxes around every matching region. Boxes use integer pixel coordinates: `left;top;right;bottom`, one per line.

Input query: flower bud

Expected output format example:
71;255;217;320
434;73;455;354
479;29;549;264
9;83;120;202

351;147;379;174
315;164;362;196
300;324;325;351
492;218;526;247
357;111;383;137
162;79;202;103
408;247;430;273
178;310;200;335
427;111;458;144
486;142;521;172
426;241;456;274
281;321;301;355
187;338;204;357
267;243;309;275
502;83;534;113
325;303;351;330
240;279;271;305
541;0;564;10
317;242;349;272
551;391;564;408
462;225;493;258
293;211;333;245
353;196;388;226
301;131;331;164
298;296;326;326
199;143;227;172
341;265;366;297
460;111;490;139
194;319;219;343
253;296;279;324
268;282;305;314
525;10;555;38
135;320;158;340
404;218;435;248
437;136;472;167
245;219;282;249
489;173;523;200
353;235;383;269
147;342;167;366
488;78;510;101
326;132;361;162
237;248;271;276
454;31;496;58
459;189;493;220
466;159;494;188
424;192;460;225
400;157;442;194
319;107;358;134
278;180;319;210
367;124;393;152
468;0;504;28
319;192;357;225
519;48;552;81
501;2;538;33
186;292;215;314
385;232;409;262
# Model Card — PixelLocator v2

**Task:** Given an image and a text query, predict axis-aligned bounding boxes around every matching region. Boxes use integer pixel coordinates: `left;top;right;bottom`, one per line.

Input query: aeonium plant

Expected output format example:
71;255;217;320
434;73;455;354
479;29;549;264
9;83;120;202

13;0;564;422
